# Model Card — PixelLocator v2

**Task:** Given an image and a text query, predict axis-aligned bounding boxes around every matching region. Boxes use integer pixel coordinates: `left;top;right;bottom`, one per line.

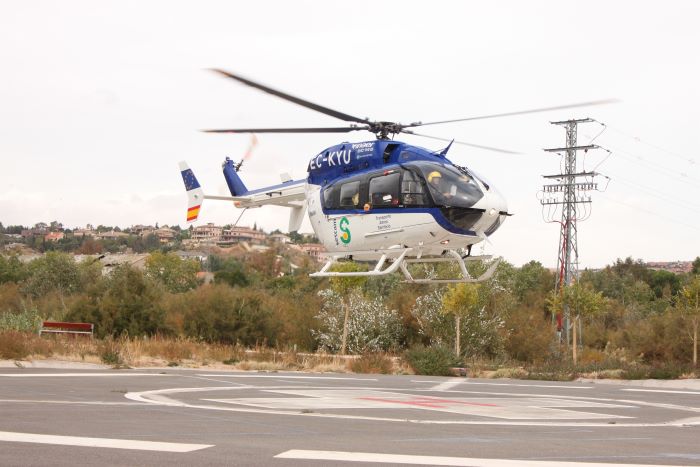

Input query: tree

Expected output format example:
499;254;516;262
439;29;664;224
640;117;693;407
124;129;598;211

178;285;278;345
410;289;453;346
145;252;200;293
67;264;165;337
214;258;249;287
329;262;367;354
513;261;555;304
677;276;700;367
23;252;82;303
142;233;161;252
693;257;700;275
0;255;27;284
442;283;481;357
546;282;605;365
313;288;403;354
77;237;104;255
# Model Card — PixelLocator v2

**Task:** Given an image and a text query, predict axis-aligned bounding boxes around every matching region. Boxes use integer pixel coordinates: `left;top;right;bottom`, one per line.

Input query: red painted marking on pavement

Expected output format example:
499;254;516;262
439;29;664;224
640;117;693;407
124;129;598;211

411;397;499;407
357;397;445;409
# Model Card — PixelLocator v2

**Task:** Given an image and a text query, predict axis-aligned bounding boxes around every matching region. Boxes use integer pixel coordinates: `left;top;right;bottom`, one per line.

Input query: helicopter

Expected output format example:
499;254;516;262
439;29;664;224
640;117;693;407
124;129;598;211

180;69;614;283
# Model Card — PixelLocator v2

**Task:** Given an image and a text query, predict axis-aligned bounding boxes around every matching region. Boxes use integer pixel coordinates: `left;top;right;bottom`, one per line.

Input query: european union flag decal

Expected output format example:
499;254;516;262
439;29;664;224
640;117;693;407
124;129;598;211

181;169;201;191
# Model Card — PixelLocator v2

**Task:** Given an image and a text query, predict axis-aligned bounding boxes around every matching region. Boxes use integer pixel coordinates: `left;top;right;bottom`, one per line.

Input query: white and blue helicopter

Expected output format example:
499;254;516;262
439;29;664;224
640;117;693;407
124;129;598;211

181;69;612;283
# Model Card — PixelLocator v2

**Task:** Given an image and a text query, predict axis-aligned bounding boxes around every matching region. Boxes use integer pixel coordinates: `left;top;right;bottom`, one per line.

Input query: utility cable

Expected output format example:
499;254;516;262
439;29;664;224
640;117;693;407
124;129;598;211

597;192;700;232
605;124;696;166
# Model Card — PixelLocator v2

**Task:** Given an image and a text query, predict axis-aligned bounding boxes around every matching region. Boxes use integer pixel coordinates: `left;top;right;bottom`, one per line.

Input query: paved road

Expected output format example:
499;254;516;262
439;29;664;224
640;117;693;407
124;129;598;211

1;368;699;466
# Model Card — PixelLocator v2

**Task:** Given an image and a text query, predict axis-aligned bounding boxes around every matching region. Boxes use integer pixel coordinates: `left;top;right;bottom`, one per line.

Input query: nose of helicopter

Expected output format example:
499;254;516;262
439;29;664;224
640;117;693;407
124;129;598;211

491;185;508;213
482;186;508;235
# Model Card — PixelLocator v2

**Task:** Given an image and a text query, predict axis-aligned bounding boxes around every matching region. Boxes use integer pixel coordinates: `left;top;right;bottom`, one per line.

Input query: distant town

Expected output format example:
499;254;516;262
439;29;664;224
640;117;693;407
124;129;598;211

0;221;694;275
0;221;327;275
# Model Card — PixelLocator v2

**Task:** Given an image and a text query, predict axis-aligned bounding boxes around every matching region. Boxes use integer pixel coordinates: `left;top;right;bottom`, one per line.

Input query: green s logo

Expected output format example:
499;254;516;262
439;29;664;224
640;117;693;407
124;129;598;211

339;217;351;244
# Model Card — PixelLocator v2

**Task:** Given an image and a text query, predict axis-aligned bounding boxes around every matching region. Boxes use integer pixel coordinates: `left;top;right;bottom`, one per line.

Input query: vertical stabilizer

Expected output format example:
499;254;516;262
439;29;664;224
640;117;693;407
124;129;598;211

179;161;205;222
222;157;249;196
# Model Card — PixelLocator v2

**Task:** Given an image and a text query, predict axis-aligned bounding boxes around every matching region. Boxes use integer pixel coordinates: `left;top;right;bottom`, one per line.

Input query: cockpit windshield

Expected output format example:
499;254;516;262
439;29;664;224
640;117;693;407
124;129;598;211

409;162;484;208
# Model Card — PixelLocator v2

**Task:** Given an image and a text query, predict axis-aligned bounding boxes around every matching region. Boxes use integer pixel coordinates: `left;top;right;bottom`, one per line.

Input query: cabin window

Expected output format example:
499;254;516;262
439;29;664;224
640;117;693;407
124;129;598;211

339;181;361;208
401;169;428;206
369;172;400;207
323;184;338;210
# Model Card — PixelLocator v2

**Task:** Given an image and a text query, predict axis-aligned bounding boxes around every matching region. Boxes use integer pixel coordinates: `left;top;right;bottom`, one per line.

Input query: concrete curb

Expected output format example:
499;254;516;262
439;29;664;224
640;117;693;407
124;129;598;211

0;359;109;370
578;377;700;390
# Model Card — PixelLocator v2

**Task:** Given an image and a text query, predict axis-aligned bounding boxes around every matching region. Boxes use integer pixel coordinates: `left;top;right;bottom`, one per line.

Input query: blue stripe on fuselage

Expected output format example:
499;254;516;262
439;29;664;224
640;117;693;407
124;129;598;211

244;179;306;196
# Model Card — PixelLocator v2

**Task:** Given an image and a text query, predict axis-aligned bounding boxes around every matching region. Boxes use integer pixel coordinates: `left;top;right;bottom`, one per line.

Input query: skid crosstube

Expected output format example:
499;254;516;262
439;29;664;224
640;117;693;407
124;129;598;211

309;248;500;284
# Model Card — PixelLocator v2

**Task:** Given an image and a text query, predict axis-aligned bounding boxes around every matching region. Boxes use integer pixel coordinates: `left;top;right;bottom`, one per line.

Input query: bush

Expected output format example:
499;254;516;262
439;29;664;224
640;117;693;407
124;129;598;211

0;307;42;333
349;353;394;374
404;345;459;376
177;285;278;346
99;338;124;366
66;264;167;338
621;363;695;380
504;306;554;362
313;289;404;354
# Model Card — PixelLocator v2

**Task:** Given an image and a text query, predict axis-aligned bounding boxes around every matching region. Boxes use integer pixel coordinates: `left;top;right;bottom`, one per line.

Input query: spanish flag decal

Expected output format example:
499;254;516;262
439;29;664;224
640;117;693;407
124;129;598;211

187;205;201;222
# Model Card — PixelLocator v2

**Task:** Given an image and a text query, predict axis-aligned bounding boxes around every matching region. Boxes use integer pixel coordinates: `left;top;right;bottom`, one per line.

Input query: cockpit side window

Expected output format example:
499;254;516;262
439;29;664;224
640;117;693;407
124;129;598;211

400;169;429;207
322;183;338;210
369;172;401;207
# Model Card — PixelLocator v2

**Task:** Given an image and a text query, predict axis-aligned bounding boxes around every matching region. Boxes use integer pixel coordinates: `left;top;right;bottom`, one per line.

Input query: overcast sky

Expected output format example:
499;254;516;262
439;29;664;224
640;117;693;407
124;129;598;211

1;1;698;268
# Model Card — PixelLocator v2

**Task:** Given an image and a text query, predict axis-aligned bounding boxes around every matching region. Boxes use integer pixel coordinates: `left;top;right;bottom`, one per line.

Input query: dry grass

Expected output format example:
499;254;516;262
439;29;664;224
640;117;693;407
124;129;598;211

349;353;394;374
1;332;361;373
14;332;675;380
579;369;626;379
489;367;529;379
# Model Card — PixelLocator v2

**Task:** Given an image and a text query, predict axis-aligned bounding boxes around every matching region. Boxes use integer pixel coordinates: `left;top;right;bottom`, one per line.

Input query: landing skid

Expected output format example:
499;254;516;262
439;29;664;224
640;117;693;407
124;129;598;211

310;248;500;284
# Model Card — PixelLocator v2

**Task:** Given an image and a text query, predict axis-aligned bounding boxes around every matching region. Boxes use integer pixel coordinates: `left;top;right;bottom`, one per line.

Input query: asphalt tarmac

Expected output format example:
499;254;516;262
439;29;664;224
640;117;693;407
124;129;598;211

1;367;699;466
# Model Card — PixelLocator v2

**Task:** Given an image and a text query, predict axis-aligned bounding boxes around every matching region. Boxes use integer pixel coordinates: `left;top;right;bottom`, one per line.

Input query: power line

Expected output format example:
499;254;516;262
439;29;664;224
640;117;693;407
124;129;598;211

605;124;697;166
608;145;700;186
596;192;700;233
604;173;700;214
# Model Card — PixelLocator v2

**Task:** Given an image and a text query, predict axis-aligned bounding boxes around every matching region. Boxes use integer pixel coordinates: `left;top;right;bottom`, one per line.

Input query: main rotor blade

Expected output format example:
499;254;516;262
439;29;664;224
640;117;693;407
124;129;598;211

403;130;521;155
211;69;371;124
409;99;620;127
203;126;366;134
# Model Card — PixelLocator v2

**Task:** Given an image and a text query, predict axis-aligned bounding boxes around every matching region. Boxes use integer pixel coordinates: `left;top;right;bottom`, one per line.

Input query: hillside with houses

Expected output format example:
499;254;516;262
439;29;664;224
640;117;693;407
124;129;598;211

0;221;326;275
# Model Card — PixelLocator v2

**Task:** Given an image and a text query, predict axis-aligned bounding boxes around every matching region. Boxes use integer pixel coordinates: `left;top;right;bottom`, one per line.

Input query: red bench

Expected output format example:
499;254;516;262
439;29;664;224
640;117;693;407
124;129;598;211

40;321;94;337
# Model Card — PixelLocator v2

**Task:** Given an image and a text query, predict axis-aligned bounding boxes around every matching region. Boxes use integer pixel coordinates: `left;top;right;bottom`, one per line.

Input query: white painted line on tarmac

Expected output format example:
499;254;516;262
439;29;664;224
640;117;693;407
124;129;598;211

126;385;689;427
0;373;170;377
412;380;592;390
0;431;213;452
275;449;682;466
0;399;150;406
430;379;464;391
197;374;377;381
622;388;700;395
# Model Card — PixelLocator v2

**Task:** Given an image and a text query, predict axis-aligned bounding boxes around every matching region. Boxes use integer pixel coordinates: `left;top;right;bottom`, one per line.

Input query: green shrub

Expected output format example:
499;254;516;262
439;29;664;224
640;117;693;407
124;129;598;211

0;307;42;333
524;359;576;381
404;345;459;376
621;363;694;380
349;353;394;374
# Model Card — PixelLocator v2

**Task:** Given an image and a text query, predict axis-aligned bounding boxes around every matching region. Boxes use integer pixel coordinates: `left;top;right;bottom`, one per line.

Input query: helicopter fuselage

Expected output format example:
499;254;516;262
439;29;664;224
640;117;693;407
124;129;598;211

304;139;508;258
